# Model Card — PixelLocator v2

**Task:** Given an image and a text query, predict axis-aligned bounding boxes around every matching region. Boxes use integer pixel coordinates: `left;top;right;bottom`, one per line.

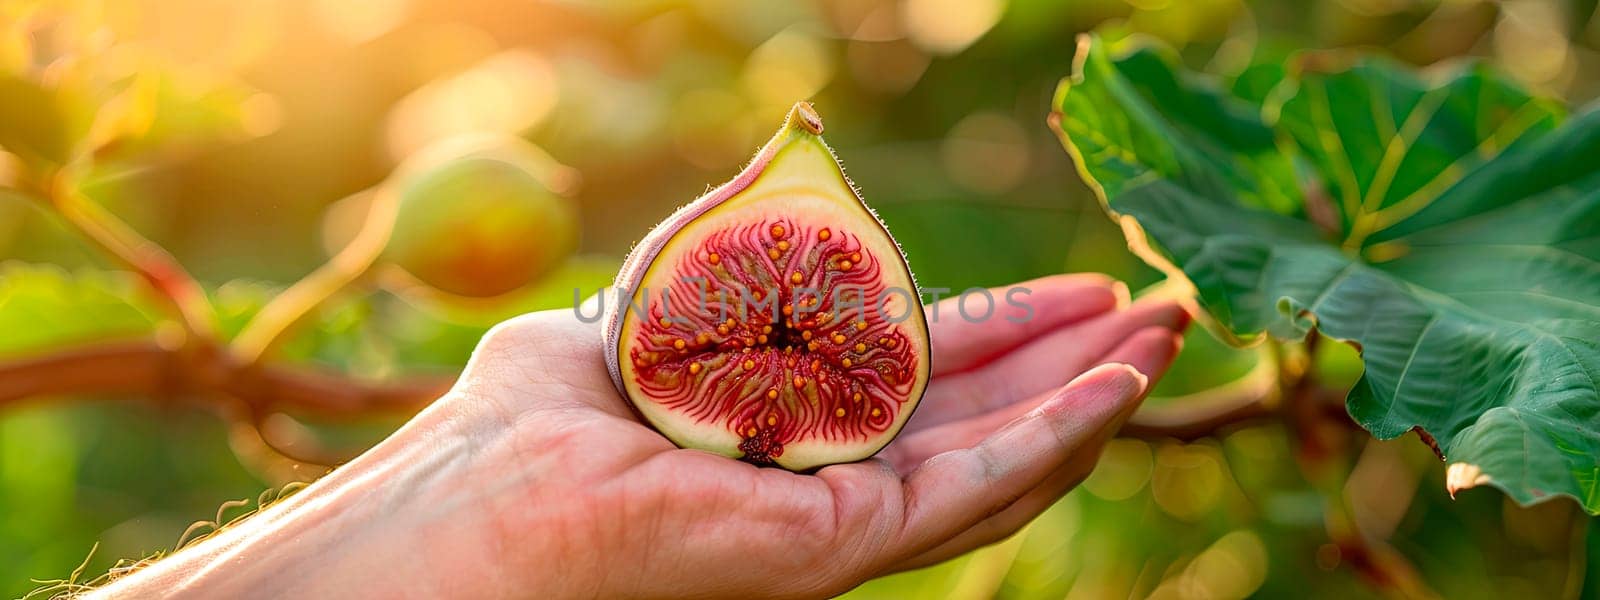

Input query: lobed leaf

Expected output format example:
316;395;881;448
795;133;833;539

1052;35;1600;513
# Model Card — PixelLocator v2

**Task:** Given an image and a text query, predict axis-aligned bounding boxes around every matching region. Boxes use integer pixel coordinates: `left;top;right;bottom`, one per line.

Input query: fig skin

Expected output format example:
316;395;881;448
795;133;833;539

382;133;580;298
604;102;931;471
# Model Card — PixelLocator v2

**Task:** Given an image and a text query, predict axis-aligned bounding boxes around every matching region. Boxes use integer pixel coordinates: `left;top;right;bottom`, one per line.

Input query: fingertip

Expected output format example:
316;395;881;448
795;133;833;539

1099;363;1159;435
1110;279;1132;309
1034;363;1147;424
1100;362;1150;397
1127;299;1190;331
1123;326;1186;369
1149;325;1187;351
1171;293;1202;327
1172;306;1193;332
1071;283;1123;318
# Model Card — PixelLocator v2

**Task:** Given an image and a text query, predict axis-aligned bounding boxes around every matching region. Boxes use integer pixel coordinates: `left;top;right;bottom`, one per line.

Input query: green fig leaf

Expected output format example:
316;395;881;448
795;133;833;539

1052;35;1600;512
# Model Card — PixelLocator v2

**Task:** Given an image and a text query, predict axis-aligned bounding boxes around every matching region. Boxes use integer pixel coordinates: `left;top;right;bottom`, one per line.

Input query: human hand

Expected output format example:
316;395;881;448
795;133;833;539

97;274;1187;599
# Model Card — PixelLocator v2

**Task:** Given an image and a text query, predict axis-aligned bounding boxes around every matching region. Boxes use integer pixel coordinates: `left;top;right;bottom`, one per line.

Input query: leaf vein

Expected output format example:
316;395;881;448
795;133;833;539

1381;313;1440;429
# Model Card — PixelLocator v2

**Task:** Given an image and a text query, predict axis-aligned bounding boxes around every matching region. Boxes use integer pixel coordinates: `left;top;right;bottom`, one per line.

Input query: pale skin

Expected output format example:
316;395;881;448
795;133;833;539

97;274;1188;599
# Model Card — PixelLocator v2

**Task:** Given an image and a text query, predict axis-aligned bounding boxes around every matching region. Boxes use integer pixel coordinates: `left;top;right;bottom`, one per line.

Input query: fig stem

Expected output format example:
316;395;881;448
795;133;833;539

789;101;824;135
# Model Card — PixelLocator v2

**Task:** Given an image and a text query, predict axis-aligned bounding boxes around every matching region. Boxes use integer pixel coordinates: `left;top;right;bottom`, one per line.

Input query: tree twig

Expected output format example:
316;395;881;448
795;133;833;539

45;175;218;341
231;188;397;365
1121;391;1276;440
1121;345;1281;441
222;400;332;484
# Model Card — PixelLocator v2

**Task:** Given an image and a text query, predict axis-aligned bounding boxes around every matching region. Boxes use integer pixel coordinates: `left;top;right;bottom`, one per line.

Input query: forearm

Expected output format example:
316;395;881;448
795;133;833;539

91;402;518;598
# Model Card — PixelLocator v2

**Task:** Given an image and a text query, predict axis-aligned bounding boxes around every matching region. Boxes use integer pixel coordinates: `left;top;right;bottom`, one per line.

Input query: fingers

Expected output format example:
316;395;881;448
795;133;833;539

882;326;1182;472
1099;325;1186;388
926;274;1125;376
886;423;1112;572
909;298;1187;432
813;366;1147;582
887;364;1148;556
883;330;1183;570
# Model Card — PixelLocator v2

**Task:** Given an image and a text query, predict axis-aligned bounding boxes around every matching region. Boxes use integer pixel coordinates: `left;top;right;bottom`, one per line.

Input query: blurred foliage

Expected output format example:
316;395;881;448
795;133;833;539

1;0;1598;597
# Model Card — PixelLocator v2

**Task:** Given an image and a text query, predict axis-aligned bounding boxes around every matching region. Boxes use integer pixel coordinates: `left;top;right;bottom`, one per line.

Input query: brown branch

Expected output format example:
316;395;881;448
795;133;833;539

0;340;178;406
0;339;452;417
226;364;453;417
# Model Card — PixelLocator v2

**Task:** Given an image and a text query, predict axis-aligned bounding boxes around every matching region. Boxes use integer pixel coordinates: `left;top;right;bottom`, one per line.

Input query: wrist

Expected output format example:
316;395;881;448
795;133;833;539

95;396;518;597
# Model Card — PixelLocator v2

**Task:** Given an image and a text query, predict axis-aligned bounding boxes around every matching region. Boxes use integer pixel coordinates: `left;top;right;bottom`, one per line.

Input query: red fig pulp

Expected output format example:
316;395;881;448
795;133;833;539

603;102;930;470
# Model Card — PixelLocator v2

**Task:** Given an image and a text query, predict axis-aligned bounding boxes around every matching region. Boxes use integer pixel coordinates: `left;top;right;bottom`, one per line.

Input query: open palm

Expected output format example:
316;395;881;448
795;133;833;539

446;273;1188;598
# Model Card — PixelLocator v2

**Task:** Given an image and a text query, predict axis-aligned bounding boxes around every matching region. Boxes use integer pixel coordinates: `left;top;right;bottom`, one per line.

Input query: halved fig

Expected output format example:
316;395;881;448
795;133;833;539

603;102;931;471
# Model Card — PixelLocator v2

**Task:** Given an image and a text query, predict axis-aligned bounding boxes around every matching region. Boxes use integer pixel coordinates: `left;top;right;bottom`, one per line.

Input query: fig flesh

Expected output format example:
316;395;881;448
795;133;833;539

604;102;930;471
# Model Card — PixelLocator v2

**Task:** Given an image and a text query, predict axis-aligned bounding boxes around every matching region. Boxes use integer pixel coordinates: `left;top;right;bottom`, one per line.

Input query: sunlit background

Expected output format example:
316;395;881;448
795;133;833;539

2;0;1598;597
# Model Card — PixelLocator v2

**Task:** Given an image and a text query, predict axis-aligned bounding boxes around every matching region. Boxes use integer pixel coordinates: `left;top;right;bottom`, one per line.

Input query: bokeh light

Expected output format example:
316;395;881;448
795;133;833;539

385;49;560;160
